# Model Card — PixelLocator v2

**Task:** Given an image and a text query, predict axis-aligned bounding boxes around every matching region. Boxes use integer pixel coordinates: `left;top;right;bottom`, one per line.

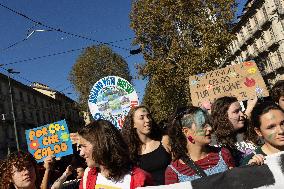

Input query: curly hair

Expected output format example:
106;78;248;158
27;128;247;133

249;101;283;145
121;105;162;164
211;96;241;148
0;151;39;189
78;119;132;181
168;106;209;160
270;80;284;104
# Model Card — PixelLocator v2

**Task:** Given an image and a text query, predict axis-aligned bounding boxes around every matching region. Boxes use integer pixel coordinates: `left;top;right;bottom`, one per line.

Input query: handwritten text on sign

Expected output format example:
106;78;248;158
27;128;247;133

88;76;139;129
25;120;73;162
189;61;269;106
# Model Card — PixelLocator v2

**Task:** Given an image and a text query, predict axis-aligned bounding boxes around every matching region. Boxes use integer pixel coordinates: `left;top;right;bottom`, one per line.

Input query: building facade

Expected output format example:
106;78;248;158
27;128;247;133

0;73;85;159
227;0;284;86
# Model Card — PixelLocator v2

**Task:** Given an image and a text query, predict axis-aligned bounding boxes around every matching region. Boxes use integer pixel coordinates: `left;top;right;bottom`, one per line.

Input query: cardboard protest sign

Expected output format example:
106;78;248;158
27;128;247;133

88;76;139;129
25;120;73;162
189;61;269;106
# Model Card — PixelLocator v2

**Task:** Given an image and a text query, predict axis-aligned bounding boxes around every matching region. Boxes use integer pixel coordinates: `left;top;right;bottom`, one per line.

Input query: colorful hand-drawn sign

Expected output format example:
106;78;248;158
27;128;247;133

88;76;139;129
25;120;73;163
189;61;269;106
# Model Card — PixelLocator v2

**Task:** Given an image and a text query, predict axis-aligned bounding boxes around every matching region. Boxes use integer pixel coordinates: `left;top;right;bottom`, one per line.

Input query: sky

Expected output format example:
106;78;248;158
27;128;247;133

0;0;247;103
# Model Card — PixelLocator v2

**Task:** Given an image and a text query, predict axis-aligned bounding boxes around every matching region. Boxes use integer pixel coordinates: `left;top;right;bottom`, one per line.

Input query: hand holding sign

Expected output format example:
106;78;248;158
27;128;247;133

25;120;73;163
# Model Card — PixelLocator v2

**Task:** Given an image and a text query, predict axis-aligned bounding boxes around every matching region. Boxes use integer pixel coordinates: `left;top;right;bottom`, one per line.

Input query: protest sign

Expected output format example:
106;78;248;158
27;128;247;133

25;120;73;162
138;152;284;189
189;61;269;106
88;76;139;129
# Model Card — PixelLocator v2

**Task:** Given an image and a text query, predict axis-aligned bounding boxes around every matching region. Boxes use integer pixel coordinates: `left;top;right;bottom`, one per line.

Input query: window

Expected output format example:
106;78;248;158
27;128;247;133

27;94;31;103
22;109;26;120
19;91;24;101
254;15;258;25
262;6;268;19
0;103;4;114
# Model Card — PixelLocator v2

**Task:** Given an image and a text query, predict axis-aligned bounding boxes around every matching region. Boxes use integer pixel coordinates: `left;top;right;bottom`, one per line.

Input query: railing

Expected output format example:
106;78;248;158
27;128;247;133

257;17;267;30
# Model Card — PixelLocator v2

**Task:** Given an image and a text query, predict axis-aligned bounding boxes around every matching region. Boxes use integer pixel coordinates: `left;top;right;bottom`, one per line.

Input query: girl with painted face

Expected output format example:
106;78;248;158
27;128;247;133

121;105;171;185
0;151;40;189
78;119;153;189
241;101;284;165
165;106;235;184
211;96;257;166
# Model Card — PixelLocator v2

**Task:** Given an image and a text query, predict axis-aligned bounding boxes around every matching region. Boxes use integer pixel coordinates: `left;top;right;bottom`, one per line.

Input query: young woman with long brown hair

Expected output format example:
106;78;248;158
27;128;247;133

121;105;171;185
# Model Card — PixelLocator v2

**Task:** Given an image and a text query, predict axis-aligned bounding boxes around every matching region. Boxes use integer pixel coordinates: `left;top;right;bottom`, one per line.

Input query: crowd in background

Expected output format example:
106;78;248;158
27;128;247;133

1;80;284;189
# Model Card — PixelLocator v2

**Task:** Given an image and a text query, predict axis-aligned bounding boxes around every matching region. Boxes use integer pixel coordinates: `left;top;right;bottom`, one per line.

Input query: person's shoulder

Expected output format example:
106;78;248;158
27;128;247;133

161;135;171;153
220;146;232;155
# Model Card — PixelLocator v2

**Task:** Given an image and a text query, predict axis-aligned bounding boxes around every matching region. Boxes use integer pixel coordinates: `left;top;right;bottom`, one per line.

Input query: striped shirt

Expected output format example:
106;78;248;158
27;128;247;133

165;147;235;184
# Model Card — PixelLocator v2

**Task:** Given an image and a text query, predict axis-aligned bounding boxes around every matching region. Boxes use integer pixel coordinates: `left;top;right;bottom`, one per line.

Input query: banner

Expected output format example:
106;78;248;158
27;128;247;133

189;61;269;106
25;120;73;162
139;152;284;189
88;76;139;129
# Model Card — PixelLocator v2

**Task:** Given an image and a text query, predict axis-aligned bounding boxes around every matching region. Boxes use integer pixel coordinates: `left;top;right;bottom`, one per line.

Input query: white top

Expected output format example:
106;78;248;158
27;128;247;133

95;173;131;189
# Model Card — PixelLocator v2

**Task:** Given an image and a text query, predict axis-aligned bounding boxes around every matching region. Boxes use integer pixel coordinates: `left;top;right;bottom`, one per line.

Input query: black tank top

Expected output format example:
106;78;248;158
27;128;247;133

138;142;171;185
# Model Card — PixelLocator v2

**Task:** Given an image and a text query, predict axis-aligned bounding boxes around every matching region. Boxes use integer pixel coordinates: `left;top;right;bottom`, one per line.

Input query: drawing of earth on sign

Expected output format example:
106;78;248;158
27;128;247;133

88;76;139;129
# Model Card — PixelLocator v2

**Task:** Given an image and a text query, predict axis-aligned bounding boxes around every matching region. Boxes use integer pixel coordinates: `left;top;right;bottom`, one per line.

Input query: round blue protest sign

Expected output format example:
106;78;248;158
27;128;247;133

88;76;139;129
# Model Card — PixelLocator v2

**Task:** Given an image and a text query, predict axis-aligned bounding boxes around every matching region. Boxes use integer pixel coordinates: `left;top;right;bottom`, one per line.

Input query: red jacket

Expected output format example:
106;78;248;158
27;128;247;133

79;167;153;189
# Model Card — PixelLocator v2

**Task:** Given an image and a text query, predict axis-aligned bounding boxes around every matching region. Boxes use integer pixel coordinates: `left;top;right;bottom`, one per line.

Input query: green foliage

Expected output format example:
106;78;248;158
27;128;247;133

130;0;237;122
69;45;132;110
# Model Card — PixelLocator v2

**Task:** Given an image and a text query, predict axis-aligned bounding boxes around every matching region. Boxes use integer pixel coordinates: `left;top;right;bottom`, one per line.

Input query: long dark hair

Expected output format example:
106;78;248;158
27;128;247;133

0;151;40;189
211;96;245;148
121;105;162;164
78;119;132;181
270;80;284;103
168;106;209;160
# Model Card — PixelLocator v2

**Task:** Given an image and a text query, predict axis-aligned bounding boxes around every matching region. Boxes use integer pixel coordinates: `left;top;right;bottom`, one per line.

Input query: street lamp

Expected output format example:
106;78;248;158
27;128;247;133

7;68;20;152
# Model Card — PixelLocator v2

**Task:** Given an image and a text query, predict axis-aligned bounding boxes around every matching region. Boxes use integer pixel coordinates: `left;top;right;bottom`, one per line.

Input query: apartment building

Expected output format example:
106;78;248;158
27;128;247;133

227;0;284;85
0;73;85;158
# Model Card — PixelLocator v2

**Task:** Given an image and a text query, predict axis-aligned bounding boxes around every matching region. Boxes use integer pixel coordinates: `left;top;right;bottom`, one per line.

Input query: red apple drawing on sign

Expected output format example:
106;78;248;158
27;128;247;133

244;77;256;87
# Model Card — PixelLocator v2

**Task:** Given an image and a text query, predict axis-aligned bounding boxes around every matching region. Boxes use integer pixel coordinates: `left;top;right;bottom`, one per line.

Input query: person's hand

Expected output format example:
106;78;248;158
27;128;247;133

64;165;73;177
248;154;265;165
245;97;258;118
70;133;79;144
200;101;212;114
43;156;55;170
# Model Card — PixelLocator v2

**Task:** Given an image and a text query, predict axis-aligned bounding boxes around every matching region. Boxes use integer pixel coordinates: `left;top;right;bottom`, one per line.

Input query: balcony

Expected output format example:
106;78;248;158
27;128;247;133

250;25;258;36
257;17;267;30
256;38;278;56
262;67;274;75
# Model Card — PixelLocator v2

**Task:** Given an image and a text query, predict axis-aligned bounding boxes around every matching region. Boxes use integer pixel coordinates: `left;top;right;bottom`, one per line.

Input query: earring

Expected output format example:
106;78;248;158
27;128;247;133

187;136;195;144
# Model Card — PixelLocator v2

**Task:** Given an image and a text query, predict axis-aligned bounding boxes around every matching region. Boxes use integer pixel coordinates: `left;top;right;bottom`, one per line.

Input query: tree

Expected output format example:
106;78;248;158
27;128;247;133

69;45;132;110
130;0;237;122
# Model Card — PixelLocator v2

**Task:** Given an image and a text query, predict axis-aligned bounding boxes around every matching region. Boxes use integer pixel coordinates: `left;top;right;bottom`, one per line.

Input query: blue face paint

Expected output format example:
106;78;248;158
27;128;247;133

180;110;207;129
194;110;206;129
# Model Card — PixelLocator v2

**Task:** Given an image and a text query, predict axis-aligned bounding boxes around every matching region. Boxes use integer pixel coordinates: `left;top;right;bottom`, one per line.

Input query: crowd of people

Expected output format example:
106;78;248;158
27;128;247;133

1;80;284;189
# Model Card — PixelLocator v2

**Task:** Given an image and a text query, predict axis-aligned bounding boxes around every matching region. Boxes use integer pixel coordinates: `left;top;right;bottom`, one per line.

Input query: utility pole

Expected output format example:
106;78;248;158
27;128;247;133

7;68;20;151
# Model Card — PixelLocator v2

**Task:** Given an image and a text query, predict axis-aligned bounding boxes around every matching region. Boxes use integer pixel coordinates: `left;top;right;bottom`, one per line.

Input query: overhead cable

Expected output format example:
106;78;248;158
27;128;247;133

0;3;131;51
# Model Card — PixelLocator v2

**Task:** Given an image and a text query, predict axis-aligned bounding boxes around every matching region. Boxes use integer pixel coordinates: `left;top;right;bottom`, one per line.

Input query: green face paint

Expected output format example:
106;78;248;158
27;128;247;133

195;128;206;136
268;132;275;140
141;108;147;113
